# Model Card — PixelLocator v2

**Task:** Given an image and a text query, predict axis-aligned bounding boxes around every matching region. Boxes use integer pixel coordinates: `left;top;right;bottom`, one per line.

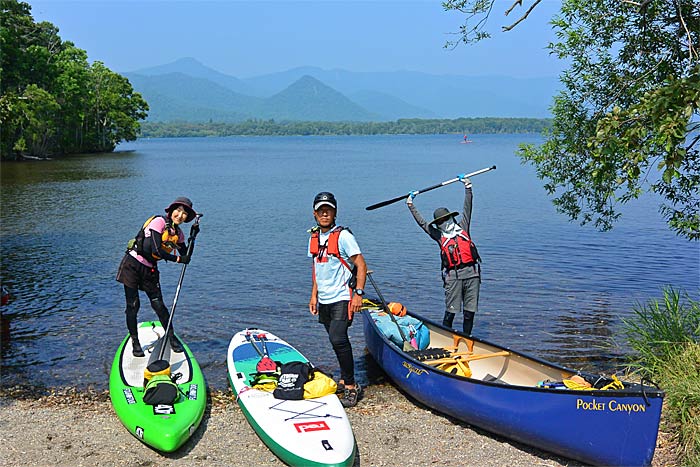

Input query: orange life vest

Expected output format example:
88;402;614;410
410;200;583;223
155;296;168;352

129;215;181;261
309;226;343;258
310;226;356;284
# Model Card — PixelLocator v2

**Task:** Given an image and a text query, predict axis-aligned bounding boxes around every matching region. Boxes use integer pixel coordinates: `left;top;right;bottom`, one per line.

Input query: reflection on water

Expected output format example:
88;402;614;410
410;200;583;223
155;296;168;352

1;135;698;390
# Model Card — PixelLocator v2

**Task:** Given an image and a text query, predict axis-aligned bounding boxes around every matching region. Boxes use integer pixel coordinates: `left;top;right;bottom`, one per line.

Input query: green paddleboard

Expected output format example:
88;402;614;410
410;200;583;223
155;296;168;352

109;321;206;452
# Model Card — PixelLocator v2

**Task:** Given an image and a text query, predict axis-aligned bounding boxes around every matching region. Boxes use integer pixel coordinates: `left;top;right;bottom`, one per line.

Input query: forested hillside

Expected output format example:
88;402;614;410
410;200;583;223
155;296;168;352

0;1;148;159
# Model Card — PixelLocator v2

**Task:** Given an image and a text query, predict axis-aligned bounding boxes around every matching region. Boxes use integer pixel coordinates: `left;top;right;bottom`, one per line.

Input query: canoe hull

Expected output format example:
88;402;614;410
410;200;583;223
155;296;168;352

362;310;663;466
109;321;206;452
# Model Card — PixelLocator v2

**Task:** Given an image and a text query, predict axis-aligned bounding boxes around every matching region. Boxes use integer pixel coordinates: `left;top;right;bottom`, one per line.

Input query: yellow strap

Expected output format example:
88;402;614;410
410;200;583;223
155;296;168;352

436;361;471;378
142;215;157;229
562;374;624;391
600;374;624;390
562;379;594;390
361;298;382;310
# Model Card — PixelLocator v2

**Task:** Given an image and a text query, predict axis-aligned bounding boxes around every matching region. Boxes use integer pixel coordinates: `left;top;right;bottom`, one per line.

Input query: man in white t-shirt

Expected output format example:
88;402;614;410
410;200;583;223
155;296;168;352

308;192;367;407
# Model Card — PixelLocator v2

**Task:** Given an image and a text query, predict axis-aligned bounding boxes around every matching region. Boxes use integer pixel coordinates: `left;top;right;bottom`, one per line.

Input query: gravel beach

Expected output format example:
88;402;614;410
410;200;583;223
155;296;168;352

0;383;677;467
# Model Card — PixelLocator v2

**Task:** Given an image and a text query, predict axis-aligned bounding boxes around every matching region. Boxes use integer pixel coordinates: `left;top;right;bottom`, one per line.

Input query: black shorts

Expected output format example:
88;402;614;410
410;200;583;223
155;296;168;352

318;301;351;326
116;254;161;295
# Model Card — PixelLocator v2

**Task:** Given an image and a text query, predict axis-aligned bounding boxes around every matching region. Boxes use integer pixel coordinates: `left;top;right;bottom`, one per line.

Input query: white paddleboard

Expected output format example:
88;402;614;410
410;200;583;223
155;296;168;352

227;329;356;467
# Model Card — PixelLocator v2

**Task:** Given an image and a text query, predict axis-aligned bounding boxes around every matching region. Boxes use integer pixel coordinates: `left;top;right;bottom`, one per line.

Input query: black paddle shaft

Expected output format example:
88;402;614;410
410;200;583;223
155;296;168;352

157;213;203;361
366;271;411;345
365;165;496;211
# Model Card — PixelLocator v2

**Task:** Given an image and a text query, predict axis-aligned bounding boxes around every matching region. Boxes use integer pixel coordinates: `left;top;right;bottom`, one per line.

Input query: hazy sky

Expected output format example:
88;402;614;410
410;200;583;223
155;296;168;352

29;0;565;78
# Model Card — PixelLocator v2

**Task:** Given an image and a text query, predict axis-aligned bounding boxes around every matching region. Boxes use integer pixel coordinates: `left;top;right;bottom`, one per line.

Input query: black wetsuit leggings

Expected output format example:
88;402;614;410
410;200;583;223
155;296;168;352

319;301;355;386
124;285;171;338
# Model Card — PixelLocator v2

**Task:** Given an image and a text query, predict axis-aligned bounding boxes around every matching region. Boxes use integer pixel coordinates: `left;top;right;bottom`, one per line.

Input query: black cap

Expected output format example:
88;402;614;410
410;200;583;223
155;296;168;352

313;192;337;211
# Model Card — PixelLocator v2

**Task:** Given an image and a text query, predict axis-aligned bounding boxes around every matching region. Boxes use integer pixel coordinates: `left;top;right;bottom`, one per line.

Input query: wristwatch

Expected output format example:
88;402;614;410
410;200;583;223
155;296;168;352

354;288;365;296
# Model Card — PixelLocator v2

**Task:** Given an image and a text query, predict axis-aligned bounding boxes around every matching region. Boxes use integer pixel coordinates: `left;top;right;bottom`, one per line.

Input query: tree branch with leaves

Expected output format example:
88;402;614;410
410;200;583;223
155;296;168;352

443;0;542;47
445;0;699;240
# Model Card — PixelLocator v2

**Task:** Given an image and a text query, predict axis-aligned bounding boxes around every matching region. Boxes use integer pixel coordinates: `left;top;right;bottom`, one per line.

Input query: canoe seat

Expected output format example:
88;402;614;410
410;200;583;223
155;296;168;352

423;351;510;366
483;374;508;385
406;348;452;361
447;335;474;353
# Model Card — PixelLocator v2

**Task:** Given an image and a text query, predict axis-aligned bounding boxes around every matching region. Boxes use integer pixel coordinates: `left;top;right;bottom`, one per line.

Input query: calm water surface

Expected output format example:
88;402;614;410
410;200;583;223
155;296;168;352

1;134;698;390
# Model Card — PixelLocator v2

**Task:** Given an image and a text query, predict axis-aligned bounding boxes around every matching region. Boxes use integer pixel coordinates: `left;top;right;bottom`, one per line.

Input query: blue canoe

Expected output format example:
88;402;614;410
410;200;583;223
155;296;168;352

361;308;664;466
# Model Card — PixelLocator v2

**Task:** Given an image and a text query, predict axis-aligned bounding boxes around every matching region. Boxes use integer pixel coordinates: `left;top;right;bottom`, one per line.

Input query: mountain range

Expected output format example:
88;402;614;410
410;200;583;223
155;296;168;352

123;57;560;123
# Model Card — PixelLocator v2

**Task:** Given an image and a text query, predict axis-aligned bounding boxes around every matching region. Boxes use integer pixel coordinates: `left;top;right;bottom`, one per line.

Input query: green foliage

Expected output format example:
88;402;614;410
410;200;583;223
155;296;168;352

622;288;700;464
518;0;700;239
656;342;700;465
13;85;60;155
140;117;550;138
0;1;148;159
442;0;495;47
621;287;699;378
445;0;700;239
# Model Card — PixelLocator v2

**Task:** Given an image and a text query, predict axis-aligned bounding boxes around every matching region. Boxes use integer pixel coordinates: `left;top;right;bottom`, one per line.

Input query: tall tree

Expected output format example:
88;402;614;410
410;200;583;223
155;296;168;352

53;45;91;153
87;62;148;152
445;0;700;240
0;0;148;159
11;84;60;155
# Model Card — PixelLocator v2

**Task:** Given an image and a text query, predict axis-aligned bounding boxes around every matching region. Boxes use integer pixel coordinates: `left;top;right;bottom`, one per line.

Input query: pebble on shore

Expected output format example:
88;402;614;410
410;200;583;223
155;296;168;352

0;384;676;467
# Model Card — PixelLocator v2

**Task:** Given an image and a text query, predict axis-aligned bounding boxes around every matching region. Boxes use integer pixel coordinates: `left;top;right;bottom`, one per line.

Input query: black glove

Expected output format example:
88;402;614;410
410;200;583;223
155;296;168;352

178;254;191;265
190;223;200;237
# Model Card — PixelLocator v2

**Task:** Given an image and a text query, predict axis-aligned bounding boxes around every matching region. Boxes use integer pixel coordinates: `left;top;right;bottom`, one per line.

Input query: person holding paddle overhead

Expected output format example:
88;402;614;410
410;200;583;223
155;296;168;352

308;192;367;408
406;176;481;337
116;197;199;357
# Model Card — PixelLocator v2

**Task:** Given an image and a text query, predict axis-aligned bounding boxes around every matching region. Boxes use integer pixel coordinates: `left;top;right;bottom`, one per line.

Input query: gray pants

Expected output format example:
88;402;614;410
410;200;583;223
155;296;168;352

443;276;480;335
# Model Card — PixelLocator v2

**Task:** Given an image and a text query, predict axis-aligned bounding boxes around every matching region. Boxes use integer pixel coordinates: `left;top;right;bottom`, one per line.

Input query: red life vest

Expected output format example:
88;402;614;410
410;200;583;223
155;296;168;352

440;232;476;270
310;226;343;258
310;226;353;268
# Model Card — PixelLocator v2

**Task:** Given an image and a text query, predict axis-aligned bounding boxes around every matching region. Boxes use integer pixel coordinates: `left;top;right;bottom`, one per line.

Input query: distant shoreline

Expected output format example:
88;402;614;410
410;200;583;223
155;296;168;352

139;117;550;139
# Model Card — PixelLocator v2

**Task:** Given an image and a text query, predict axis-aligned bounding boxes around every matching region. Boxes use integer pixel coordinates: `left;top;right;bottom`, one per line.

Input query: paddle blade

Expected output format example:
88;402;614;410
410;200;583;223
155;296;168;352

365;195;407;211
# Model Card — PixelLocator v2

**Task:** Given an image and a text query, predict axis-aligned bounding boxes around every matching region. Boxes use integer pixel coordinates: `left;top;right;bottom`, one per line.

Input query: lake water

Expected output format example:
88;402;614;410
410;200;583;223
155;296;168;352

1;134;698;390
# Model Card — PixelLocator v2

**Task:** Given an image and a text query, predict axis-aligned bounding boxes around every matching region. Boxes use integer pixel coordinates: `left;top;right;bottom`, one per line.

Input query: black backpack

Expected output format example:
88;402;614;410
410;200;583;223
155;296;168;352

142;359;180;406
273;361;313;400
142;375;179;405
